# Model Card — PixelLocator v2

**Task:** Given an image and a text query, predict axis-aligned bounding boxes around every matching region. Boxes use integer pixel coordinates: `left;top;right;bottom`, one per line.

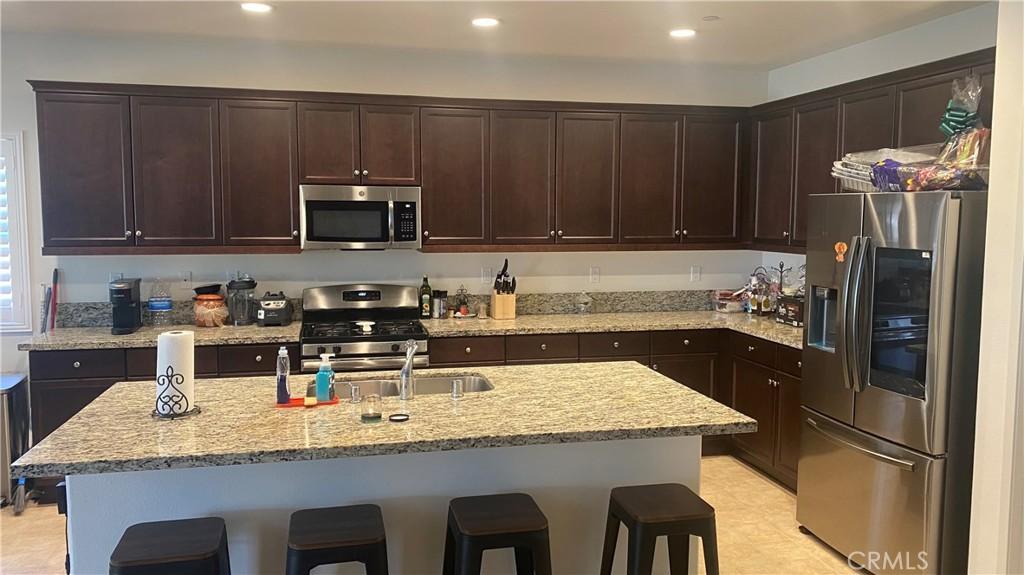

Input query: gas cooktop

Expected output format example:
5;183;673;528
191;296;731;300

301;319;427;342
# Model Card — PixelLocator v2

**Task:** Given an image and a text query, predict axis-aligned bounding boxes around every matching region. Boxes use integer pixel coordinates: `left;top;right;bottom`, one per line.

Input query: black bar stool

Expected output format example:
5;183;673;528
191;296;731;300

599;483;719;575
442;492;552;575
109;516;230;575
286;504;389;575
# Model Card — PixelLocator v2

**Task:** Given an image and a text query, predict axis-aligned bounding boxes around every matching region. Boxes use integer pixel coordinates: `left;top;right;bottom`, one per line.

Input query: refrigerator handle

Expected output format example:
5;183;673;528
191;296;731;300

838;235;861;390
805;418;915;471
848;236;871;393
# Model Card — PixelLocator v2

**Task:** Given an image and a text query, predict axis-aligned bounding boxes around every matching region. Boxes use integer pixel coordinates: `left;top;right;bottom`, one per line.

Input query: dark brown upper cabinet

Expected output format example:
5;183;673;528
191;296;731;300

681;115;741;243
974;63;995;130
131;97;221;246
896;69;970;147
297;102;359;185
840;86;895;156
37;93;134;248
359;105;420;185
489;110;556;244
618;113;681;243
753;109;795;245
420;108;488;245
556;112;620;243
220;99;299;245
792;99;839;245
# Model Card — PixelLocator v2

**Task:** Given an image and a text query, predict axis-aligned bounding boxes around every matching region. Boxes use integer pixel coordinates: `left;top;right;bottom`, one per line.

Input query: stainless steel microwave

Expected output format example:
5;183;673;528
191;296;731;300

299;185;421;250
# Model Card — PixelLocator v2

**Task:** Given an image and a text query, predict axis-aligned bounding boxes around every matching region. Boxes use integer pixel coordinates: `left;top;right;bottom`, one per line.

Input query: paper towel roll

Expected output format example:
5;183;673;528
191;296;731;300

155;330;196;416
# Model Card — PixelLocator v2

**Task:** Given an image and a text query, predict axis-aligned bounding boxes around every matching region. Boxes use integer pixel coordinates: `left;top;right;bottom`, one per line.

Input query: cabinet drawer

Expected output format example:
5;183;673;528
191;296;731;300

429;337;505;365
579;332;650;358
650;330;719;355
506;334;578;361
730;332;777;368
218;344;300;375
29;349;126;380
126;346;219;378
777;346;803;378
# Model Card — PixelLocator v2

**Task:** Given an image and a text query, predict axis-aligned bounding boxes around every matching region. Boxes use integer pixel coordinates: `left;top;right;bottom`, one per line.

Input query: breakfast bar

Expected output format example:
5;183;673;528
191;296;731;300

13;361;754;574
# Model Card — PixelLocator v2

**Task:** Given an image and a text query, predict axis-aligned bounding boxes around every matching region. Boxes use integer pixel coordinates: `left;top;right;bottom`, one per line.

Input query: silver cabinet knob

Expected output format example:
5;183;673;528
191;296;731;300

652;364;659;371
125;230;132;237
423;231;430;238
557;230;564;237
674;230;681;236
465;347;472;354
797;360;802;368
353;169;360;176
747;346;756;352
549;230;555;237
683;339;691;346
73;361;81;368
135;230;142;237
362;169;369;176
540;343;547;351
613;341;620;349
292;230;299;238
682;229;689;236
255;355;263;363
783;230;790;238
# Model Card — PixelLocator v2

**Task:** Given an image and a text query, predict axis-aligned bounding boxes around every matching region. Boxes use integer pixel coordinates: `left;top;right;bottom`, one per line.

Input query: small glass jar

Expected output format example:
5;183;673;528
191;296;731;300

360;394;382;422
194;294;229;327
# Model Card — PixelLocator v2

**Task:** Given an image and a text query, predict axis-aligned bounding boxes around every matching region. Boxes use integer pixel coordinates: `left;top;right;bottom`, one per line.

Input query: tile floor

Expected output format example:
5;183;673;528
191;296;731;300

0;456;855;574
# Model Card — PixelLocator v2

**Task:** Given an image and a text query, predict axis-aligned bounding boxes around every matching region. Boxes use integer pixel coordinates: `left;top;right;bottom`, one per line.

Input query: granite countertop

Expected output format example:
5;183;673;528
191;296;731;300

18;312;801;351
12;362;755;478
423;312;804;349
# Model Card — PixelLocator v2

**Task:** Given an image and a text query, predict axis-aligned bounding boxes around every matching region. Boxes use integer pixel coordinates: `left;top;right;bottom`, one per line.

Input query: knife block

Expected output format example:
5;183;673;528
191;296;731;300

490;290;517;320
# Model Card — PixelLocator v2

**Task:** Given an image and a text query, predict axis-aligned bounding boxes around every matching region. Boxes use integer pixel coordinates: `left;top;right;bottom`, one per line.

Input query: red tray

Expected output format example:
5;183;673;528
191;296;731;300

275;397;340;408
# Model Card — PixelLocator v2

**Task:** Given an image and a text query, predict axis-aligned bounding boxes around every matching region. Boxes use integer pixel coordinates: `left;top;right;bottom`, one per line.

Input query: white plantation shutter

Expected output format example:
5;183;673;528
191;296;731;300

0;134;31;332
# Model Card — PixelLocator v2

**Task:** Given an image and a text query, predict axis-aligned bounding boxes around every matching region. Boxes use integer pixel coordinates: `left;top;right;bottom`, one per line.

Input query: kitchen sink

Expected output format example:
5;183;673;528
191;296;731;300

349;375;494;397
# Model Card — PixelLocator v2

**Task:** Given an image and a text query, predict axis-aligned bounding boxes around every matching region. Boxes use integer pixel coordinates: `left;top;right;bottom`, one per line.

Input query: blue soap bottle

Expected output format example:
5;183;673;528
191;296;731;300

316;353;334;402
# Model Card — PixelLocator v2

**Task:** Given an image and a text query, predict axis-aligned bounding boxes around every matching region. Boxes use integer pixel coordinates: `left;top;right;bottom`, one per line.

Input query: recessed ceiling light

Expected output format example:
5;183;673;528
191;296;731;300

472;17;500;28
669;28;697;38
241;3;272;13
702;15;721;22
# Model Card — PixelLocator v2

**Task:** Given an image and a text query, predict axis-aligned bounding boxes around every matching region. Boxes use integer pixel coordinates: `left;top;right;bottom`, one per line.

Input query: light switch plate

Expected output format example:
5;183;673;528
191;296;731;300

689;265;702;282
589;266;600;283
481;267;494;284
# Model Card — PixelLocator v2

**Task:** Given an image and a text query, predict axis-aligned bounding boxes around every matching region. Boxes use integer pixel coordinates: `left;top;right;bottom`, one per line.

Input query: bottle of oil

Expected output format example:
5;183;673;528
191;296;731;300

419;276;432;318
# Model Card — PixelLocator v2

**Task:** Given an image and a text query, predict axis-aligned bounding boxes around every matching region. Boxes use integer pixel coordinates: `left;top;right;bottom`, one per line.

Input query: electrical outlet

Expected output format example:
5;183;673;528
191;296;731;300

177;271;193;290
589;266;600;283
481;267;494;284
689;265;702;282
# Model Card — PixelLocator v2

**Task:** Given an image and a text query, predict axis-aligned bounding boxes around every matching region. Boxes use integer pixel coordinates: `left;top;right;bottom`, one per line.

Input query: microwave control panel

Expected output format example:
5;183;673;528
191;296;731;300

393;201;418;242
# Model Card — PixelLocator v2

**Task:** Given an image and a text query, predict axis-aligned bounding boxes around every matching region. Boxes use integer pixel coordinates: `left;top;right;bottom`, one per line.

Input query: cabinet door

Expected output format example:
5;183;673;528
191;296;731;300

681;115;740;242
753;109;794;244
792;99;839;245
489;110;556;244
974;63;995;130
652;354;716;397
30;378;117;444
840;87;895;156
775;373;802;480
37;93;134;247
359;105;419;185
618;113;681;243
896;69;970;147
731;358;777;467
421;108;488;244
131;96;221;246
556;112;620;243
297;102;360;184
220;99;299;245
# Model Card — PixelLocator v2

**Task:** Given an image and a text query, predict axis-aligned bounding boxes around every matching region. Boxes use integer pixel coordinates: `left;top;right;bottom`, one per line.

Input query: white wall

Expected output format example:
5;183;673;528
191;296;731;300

766;3;998;101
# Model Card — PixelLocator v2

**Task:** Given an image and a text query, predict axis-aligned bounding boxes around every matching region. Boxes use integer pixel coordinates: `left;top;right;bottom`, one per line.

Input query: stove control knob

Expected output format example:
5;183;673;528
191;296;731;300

392;344;400;352
317;346;327;355
333;346;343;355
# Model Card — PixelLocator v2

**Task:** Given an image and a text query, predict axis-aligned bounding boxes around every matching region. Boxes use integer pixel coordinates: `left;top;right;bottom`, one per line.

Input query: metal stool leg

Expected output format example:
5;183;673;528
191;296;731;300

599;510;620;575
701;516;720;575
626;526;655;575
667;534;689;575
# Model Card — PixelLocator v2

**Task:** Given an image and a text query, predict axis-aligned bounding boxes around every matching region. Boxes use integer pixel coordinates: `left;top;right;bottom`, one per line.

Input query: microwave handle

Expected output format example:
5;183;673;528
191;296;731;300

387;201;396;245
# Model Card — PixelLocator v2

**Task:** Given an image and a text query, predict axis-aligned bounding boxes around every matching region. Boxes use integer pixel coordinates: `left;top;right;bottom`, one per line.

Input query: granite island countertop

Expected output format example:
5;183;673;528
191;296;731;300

12;361;755;478
18;312;801;351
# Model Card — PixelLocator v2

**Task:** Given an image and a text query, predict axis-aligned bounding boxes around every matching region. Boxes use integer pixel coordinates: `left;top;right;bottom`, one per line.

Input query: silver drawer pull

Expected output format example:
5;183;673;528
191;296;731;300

652;364;659;371
797;360;802;368
613;341;620;349
683;339;690;346
540;344;547;351
353;169;360;176
465;347;472;354
73;361;81;368
255;355;263;363
747;345;756;352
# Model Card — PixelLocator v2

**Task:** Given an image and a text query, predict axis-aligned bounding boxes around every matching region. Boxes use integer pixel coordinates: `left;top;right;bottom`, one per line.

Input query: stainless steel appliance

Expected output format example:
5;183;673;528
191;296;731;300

797;191;987;575
300;284;429;372
109;278;142;335
1;374;29;511
299;185;421;250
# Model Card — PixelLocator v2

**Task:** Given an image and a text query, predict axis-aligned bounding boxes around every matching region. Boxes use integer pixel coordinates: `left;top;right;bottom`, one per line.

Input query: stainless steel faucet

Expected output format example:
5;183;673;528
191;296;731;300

399;339;418;400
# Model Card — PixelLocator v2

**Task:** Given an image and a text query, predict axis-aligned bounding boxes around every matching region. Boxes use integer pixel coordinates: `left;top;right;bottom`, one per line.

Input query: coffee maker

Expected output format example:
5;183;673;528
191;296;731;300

110;278;142;335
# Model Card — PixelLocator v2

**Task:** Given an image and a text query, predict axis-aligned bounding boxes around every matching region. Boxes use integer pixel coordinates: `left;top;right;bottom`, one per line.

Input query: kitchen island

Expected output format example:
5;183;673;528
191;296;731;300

14;361;754;574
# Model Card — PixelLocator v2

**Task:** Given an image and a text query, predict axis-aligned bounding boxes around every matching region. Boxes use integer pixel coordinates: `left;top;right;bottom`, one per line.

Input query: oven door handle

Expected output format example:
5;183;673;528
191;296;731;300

806;418;915;471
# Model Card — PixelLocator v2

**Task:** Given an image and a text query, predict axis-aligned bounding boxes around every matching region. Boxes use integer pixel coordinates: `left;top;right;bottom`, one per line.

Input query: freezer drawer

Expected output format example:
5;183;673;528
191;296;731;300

796;408;944;575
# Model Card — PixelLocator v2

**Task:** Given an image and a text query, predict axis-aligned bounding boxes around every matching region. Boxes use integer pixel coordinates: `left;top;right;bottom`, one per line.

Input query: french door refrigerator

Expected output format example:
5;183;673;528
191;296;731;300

797;191;987;575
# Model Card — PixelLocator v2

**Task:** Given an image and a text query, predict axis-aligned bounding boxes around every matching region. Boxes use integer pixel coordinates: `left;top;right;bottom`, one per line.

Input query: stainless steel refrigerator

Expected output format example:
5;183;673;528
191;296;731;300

797;191;987;575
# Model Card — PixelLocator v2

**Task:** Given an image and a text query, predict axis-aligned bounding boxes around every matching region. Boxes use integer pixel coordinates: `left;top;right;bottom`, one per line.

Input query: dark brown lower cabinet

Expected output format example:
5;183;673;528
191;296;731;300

30;378;118;444
774;374;802;483
651;354;715;397
731;356;802;489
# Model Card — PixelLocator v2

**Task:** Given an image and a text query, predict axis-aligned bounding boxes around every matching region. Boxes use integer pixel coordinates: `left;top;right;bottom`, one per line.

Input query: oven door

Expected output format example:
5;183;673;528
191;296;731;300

300;185;392;249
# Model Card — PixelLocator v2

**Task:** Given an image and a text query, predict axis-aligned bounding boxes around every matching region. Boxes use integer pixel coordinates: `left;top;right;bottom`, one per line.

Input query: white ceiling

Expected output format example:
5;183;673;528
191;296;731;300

1;1;983;68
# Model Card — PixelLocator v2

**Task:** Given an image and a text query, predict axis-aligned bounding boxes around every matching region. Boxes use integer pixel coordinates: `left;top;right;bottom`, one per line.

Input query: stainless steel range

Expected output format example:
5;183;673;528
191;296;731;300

299;284;429;373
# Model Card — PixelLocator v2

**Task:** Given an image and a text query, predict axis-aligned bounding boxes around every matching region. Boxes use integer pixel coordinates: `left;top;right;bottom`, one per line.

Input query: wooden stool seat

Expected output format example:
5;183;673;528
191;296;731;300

600;483;719;575
443;493;552;575
109;517;230;575
286;504;389;575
